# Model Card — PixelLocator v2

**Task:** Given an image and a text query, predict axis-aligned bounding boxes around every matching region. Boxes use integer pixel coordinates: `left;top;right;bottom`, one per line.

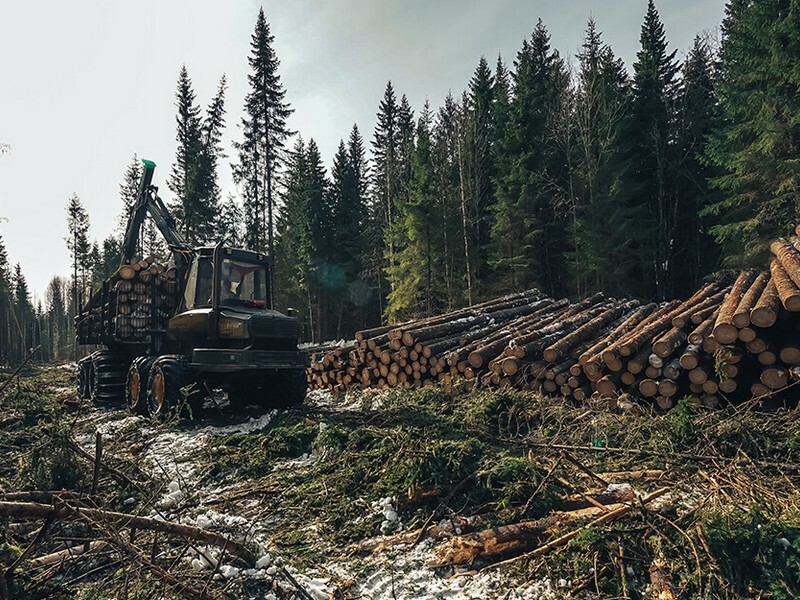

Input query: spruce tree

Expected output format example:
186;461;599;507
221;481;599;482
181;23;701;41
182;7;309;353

168;65;205;244
12;263;34;356
387;103;437;321
234;7;294;266
571;18;640;298
274;139;310;320
628;0;679;298
468;56;495;286
705;0;800;266
371;82;401;296
329;133;368;336
490;20;570;296
65;194;91;320
0;236;13;364
674;36;720;292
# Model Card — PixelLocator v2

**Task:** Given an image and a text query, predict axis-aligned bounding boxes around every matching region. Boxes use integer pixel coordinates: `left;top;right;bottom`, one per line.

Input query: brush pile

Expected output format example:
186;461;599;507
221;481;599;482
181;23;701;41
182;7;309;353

77;257;181;346
309;234;800;408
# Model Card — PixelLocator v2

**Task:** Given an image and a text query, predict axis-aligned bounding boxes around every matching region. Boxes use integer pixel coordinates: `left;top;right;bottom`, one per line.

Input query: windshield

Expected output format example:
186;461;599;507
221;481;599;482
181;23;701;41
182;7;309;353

220;258;268;307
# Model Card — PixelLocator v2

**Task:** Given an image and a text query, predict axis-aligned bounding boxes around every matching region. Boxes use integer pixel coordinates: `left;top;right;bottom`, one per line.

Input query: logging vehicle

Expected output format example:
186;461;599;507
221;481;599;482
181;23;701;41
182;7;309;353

75;159;307;417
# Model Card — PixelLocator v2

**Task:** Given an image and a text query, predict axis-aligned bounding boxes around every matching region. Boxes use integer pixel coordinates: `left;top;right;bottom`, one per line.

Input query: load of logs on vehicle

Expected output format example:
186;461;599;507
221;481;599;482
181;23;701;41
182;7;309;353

307;230;800;409
77;256;181;345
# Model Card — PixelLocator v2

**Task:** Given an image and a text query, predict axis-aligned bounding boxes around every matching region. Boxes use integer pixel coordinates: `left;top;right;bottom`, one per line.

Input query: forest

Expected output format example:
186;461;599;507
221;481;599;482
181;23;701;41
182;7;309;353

1;0;798;363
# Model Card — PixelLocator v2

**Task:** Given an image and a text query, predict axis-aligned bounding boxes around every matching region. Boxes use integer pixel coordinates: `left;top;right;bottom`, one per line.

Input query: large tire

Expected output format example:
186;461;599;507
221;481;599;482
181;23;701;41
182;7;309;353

147;356;199;420
126;356;155;416
268;369;307;408
91;351;128;404
77;355;93;400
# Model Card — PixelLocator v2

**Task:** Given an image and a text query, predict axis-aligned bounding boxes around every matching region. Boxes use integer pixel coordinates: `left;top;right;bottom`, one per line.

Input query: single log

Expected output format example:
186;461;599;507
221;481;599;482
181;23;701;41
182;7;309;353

662;359;682;381
639;379;658;398
0;501;255;563
770;260;800;312
688;308;718;345
657;379;678;398
779;335;800;365
750;279;780;327
652;327;687;359
761;366;788;390
713;270;759;344
771;239;800;288
732;272;770;328
679;345;701;370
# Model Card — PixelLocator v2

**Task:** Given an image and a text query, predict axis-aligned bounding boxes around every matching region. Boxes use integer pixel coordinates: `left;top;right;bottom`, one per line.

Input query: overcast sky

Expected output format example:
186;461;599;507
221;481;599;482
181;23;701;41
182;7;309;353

0;0;727;300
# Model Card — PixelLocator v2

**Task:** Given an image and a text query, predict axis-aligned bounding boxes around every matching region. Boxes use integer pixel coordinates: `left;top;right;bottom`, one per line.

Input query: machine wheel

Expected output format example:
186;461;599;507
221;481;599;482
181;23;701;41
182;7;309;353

77;355;93;400
147;356;199;420
91;351;128;403
267;369;307;408
126;356;155;416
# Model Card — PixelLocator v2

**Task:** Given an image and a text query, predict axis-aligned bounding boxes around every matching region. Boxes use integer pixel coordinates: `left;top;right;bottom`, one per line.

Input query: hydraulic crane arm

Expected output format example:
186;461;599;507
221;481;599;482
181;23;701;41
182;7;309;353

121;159;193;269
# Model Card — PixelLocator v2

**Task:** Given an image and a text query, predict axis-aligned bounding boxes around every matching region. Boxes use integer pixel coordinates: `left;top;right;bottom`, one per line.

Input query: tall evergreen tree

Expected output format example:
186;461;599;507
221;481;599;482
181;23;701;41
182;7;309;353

11;263;34;356
628;0;680;298
0;235;13;365
371;82;402;297
571;18;640;297
387;103;437;321
705;0;800;266
328;131;368;336
234;7;294;267
65;194;90;321
490;21;571;297
274;139;311;320
468;56;495;288
168;65;205;244
674;35;720;292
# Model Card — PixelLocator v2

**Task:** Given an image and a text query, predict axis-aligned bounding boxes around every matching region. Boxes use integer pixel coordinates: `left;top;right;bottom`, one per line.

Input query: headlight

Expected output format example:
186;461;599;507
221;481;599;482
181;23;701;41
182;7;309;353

218;316;246;338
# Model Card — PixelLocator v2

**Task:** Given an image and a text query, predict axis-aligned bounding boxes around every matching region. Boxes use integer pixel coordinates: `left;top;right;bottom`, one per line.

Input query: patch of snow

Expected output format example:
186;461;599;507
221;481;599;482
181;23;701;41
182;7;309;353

352;539;557;600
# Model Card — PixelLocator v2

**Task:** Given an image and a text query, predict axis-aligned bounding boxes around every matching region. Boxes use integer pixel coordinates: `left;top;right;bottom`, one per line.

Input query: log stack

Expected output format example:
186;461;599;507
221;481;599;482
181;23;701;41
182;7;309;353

77;257;180;346
307;233;800;408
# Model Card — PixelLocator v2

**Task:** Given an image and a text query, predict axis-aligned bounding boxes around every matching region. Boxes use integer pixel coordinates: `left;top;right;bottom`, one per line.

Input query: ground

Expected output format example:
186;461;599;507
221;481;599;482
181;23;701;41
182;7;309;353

0;365;799;599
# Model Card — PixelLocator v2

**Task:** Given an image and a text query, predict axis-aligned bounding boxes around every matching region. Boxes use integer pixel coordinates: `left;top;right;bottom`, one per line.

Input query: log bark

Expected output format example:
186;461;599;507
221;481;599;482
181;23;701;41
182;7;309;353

732;271;770;328
713;270;759;344
0;501;255;564
770;260;800;312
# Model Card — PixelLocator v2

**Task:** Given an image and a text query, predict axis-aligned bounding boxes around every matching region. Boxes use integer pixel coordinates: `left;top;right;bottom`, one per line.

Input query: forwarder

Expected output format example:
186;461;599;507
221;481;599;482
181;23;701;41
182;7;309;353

75;159;307;417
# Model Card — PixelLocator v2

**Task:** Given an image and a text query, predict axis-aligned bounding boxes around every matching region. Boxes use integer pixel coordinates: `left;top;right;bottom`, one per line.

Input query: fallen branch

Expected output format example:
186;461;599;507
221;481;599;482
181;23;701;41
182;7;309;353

0;501;255;564
28;541;108;568
480;487;670;571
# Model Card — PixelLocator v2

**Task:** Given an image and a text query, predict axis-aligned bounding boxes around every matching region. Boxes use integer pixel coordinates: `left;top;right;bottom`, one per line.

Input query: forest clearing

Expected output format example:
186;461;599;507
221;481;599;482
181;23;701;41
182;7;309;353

2;0;800;598
0;364;799;599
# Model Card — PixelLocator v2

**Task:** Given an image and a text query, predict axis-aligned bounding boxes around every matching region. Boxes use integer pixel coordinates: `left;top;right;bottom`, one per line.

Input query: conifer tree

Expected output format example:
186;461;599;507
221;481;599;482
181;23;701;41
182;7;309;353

0;235;13;364
12;263;34;356
628;0;679;298
65;194;90;320
168;66;204;244
571;18;640;297
490;20;570;296
274;139;310;320
371;82;402;296
705;0;800;266
468;56;495;286
234;7;294;265
387;103;437;321
674;36;720;292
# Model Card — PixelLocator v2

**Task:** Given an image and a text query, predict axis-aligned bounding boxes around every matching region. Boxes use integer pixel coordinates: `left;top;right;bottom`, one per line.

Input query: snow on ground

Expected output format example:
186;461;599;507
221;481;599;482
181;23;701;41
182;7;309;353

81;392;566;599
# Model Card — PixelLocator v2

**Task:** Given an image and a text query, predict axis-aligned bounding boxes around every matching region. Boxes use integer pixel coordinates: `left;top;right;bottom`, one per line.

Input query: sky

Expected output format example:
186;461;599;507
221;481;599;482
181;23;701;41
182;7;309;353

0;0;727;301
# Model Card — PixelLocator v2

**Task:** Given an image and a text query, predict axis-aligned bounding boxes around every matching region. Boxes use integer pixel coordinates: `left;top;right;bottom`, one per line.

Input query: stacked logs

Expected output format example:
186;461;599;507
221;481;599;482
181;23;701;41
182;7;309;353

307;234;800;408
77;257;181;345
